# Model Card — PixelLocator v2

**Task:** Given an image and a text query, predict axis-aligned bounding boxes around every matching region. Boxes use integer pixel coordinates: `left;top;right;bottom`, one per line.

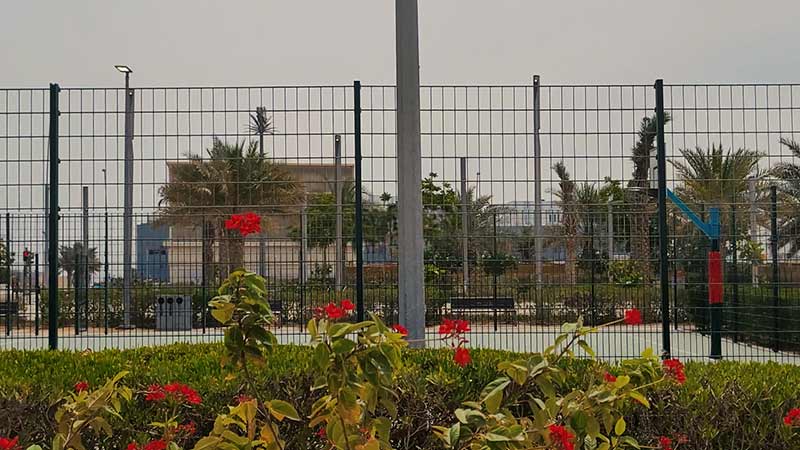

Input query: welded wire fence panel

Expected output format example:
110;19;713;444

0;89;50;348
664;84;800;362
1;81;799;362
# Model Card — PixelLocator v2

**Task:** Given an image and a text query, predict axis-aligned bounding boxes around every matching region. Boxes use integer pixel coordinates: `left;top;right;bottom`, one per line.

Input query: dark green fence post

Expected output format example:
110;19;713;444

104;212;109;334
48;83;60;350
353;81;365;322
770;185;780;352
655;79;671;358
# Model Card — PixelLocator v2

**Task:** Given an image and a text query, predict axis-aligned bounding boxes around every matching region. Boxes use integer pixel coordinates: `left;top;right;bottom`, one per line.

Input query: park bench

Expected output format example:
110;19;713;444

450;296;516;330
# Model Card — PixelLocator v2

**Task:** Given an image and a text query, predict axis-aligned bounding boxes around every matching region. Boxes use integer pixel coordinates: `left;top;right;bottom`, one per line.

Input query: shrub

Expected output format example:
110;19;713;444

2;346;800;449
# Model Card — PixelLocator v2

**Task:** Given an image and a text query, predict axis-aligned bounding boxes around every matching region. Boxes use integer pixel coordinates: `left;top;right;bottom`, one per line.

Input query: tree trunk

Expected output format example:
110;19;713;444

202;221;216;287
220;229;245;278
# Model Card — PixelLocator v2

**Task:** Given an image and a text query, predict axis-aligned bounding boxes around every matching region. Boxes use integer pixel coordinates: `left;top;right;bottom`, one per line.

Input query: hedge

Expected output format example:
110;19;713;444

0;344;798;450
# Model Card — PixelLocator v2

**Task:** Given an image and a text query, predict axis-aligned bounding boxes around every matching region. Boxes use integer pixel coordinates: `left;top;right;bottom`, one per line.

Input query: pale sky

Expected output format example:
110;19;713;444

2;0;799;87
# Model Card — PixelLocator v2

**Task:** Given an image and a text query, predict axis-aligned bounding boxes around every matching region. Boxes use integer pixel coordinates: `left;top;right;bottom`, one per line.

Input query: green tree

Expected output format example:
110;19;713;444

420;172;495;273
773;138;800;257
0;238;12;284
58;242;100;288
157;138;298;280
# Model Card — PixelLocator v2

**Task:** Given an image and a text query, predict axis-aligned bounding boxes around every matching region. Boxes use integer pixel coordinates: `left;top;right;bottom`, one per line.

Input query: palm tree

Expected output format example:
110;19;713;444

157;138;298;280
58;242;100;288
670;144;764;263
773;138;800;257
553;162;578;284
627;113;670;278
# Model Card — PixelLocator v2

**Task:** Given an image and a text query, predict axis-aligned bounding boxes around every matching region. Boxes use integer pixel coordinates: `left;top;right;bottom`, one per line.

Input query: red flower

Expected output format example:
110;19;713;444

181;421;197;436
454;319;470;333
74;381;89;392
126;442;139;450
143;439;167;450
340;299;355;311
784;408;800;426
324;302;345;320
392;324;408;336
316;427;327;438
662;358;687;385
624;309;642;325
146;383;201;404
658;436;673;450
145;384;166;402
225;212;261;237
453;347;471;367
548;424;575;450
439;319;455;335
603;372;617;383
0;436;19;450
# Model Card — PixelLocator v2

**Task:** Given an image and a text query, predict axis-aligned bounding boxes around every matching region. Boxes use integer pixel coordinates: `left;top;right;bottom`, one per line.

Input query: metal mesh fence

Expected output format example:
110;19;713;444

0;81;798;362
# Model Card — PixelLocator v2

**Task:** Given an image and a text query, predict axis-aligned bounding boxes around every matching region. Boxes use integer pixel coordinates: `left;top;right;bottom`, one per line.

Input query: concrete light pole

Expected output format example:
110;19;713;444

395;0;425;347
115;65;135;329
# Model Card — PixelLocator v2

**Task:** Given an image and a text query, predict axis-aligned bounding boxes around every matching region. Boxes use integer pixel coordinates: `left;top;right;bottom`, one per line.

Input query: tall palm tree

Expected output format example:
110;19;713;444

671;144;764;262
553;162;578;284
157;138;298;280
58;242;100;288
627;113;671;278
773;138;800;257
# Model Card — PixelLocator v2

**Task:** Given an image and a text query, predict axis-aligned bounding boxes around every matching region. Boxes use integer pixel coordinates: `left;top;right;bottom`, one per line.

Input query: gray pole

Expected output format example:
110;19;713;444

607;200;613;283
533;75;543;288
257;107;268;278
43;186;49;282
122;72;135;329
334;135;344;293
748;178;759;286
396;0;425;347
460;157;469;294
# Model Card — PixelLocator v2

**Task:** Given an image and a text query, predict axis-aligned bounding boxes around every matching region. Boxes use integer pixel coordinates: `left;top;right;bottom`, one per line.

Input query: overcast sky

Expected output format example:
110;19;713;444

2;0;800;87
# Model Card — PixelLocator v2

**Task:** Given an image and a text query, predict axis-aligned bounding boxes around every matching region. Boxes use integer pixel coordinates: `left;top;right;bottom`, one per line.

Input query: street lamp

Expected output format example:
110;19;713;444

115;65;135;329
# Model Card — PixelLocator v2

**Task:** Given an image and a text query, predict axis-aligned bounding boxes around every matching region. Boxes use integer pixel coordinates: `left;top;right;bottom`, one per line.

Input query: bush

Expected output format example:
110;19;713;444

1;344;799;450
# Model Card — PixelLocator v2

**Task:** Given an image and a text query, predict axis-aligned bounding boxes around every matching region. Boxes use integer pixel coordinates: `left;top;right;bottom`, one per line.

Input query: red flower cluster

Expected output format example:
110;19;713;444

784;408;800;426
145;382;202;405
453;347;471;367
438;319;470;336
658;436;673;450
439;318;471;368
548;424;575;450
0;436;19;450
662;358;686;385
74;381;89;392
391;323;408;336
177;421;196;436
224;212;261;237
624;309;642;325
603;372;617;383
127;439;167;450
323;299;355;320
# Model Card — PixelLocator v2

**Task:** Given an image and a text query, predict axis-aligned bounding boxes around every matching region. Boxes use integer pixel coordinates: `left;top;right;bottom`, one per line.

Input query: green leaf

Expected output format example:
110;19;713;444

210;302;235;324
577;340;595;357
613;375;630;389
614;417;626;436
586;415;601;438
268;400;300;421
481;377;510;414
448;423;461;447
331;338;356;355
628;391;650;408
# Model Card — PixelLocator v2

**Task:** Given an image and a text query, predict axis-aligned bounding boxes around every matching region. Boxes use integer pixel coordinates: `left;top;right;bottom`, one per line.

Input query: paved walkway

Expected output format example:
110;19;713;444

1;324;796;363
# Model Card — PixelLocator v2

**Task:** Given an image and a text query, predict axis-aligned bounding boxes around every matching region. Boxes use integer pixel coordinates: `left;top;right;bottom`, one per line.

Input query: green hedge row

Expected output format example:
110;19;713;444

0;344;798;450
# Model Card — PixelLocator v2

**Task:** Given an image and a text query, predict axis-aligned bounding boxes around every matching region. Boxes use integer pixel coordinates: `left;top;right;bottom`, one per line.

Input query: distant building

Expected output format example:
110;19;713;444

136;223;170;282
499;201;561;227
